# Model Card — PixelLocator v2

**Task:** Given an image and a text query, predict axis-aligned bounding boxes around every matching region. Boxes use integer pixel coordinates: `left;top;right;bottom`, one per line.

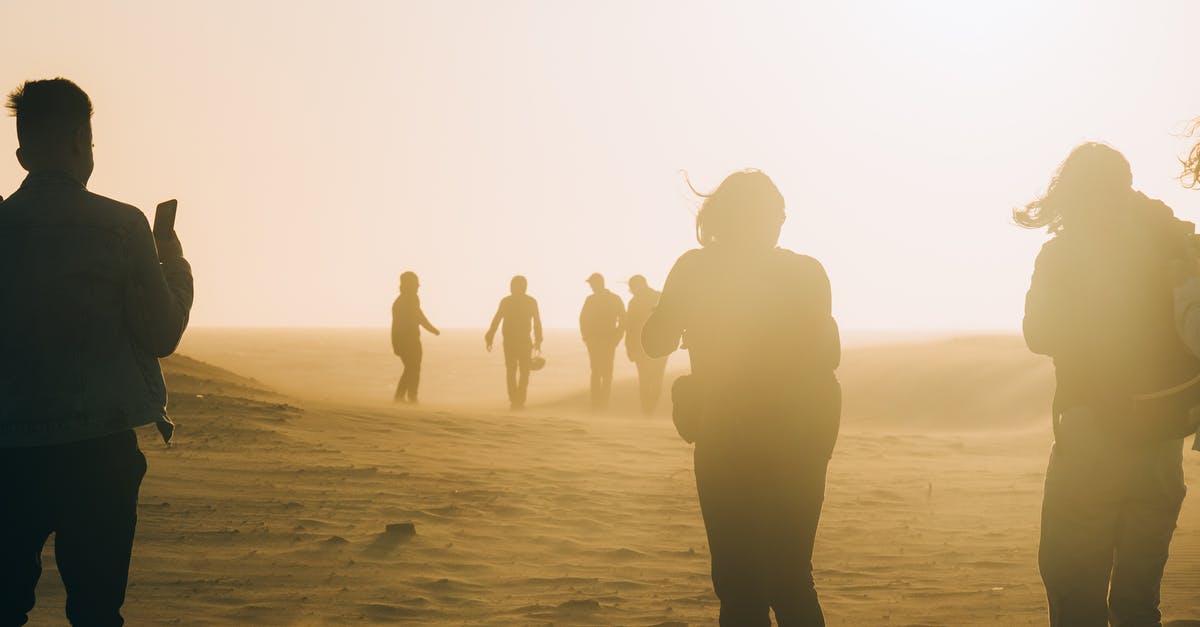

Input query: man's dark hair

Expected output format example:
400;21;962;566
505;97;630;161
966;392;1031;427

6;78;93;149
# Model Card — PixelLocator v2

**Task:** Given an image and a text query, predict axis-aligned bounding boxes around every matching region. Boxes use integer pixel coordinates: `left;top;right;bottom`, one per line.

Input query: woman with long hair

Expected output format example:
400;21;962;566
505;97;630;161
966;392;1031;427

1019;142;1198;625
643;170;841;625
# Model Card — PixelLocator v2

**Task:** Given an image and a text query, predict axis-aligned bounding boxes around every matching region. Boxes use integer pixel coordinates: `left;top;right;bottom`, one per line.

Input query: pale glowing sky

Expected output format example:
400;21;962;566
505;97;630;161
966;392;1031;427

2;1;1198;331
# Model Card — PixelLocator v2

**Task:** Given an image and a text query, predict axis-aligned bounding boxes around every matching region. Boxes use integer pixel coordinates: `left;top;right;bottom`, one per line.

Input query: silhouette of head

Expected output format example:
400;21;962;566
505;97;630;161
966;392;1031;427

510;275;528;296
1185;119;1200;190
586;273;605;293
627;274;649;294
690;169;785;249
1015;142;1134;233
7;78;94;185
399;271;419;293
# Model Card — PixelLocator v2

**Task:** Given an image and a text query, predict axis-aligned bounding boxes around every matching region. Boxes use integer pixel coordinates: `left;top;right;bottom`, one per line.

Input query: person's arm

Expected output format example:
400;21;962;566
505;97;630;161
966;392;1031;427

532;299;544;349
614;295;627;343
643;253;695;359
124;214;193;357
1023;242;1070;357
805;257;840;371
579;298;589;343
485;299;504;350
418;308;440;336
1175;276;1200;357
391;299;403;355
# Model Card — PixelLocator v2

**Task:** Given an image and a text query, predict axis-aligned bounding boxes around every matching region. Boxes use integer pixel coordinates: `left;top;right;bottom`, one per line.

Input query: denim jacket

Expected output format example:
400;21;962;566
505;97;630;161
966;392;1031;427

0;172;193;447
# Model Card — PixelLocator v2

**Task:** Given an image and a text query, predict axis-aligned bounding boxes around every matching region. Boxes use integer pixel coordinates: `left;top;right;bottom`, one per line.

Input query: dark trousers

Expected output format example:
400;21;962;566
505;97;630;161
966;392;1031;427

694;436;829;626
1;430;147;627
634;357;668;415
1039;408;1186;627
586;341;617;410
394;342;423;402
503;341;531;408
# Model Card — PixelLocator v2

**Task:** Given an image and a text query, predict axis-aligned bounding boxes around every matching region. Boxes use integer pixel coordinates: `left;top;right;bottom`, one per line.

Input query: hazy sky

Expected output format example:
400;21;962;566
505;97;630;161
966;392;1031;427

2;1;1198;331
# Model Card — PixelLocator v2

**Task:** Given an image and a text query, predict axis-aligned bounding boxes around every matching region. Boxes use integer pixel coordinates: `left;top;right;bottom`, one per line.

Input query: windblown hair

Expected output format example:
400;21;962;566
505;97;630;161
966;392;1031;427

687;169;785;247
1183;118;1200;189
1014;142;1132;234
6;78;93;149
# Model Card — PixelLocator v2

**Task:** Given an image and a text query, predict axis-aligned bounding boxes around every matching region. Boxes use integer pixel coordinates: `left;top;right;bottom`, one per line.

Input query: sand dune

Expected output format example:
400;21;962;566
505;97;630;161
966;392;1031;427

176;329;1055;429
23;331;1200;625
839;335;1056;431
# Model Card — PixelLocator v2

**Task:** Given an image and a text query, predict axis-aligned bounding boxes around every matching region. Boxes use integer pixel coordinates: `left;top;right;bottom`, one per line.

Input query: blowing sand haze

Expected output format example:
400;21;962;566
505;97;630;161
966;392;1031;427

5;2;1200;626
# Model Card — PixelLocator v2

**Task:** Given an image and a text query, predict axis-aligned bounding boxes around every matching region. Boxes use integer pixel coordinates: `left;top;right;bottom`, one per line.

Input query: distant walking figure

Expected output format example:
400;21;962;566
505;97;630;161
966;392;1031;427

625;274;668;414
391;271;440;403
0;79;194;626
485;276;544;409
580;273;625;411
643;170;841;626
1020;143;1199;626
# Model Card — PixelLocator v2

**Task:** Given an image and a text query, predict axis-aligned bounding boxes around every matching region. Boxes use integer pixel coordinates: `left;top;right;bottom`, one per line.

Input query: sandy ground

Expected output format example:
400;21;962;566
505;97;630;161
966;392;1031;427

22;331;1200;625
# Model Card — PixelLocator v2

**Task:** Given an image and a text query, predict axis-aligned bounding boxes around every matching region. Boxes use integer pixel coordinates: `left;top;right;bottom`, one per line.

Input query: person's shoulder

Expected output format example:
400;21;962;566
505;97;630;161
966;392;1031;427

1133;190;1174;218
0;188;22;217
0;186;144;228
668;247;707;274
775;248;828;277
82;190;148;228
1033;234;1069;266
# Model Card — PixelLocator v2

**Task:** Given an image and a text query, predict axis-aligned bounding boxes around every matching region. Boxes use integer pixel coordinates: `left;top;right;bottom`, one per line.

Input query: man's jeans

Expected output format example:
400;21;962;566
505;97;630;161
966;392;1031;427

695;431;830;626
503;341;532;407
1;430;147;627
586;340;617;410
1040;408;1186;627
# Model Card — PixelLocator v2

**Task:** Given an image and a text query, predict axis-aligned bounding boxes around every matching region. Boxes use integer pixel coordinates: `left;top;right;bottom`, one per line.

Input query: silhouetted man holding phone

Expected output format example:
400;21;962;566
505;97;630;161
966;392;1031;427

0;78;193;626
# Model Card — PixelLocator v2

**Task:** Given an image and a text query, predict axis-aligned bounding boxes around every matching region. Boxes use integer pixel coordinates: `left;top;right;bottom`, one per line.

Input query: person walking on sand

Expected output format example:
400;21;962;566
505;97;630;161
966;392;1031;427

625;274;668;415
0;78;194;626
643;170;841;626
580;273;625;411
1020;143;1200;626
485;275;543;410
391;271;440;403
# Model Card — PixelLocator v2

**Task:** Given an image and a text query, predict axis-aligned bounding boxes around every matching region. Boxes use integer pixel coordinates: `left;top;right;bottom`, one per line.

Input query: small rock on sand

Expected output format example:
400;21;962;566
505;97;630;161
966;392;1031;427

385;522;416;537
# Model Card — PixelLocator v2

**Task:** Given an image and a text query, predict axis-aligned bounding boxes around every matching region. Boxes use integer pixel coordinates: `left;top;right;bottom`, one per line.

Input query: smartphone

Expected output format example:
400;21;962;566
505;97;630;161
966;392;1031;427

154;199;178;237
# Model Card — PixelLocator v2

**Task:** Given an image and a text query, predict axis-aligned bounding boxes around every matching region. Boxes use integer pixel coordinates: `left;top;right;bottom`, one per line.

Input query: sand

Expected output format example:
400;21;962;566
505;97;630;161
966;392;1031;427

22;330;1200;625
